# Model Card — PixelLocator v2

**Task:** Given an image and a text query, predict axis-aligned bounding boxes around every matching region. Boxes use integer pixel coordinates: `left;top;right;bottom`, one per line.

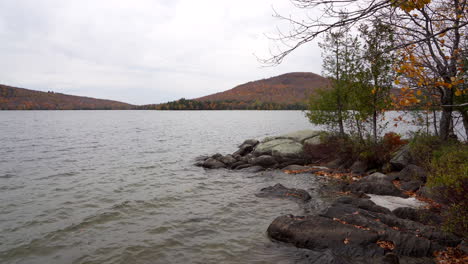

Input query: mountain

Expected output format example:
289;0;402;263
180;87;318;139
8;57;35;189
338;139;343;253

194;72;330;104
0;84;134;110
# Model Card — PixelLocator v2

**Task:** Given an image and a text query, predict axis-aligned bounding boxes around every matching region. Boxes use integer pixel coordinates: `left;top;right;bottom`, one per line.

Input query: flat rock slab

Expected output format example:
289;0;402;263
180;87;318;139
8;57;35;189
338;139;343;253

256;183;311;202
268;196;460;259
368;194;427;211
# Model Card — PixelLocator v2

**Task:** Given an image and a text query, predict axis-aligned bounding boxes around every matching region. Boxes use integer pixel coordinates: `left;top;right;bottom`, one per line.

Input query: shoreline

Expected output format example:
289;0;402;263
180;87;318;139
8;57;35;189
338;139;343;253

196;129;466;264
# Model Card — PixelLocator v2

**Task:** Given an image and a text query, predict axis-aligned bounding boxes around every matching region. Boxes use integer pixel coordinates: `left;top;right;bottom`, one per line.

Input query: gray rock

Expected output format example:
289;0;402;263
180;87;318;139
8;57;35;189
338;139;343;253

233;144;254;157
238;165;264;173
397;165;427;182
251;155;277;167
253;138;296;156
219;154;237;166
239;139;259;147
345;175;406;197
235;163;252;170
202;158;226;169
277;130;323;143
271;142;304;159
256;183;311;201
303;136;322;145
400;180;423;192
365;172;391;182
231;160;247;169
350;160;368;174
211;153;223;160
268;215;384;257
282;165;309;171
390;145;411;170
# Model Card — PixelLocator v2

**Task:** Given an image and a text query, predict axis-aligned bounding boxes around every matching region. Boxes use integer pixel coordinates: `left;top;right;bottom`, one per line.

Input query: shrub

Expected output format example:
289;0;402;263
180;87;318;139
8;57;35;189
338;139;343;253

427;144;468;238
408;132;441;167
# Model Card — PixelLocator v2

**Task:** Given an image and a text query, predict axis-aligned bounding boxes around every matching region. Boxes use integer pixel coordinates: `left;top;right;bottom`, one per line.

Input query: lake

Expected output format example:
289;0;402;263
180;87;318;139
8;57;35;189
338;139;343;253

0;110;450;263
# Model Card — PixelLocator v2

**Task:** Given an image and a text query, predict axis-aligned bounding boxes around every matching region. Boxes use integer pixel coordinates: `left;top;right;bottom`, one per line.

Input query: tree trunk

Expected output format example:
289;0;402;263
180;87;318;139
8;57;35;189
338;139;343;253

432;109;438;136
461;110;468;141
439;90;453;140
440;108;452;140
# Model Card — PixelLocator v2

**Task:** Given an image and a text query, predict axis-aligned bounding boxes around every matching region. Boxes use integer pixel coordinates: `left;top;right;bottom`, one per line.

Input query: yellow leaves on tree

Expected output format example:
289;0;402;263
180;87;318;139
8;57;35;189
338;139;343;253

392;0;432;12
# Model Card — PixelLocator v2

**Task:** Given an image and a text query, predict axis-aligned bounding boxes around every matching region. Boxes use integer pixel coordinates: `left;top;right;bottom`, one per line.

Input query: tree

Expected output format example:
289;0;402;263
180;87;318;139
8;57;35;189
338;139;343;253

308;28;361;136
264;0;468;140
359;20;396;142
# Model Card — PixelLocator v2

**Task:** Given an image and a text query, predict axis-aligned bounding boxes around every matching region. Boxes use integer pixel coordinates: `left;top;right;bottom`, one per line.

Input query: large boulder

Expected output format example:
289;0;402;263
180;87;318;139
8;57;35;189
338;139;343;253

251;155;277;167
345;173;406;197
397;165;427;182
268;214;384;257
390;145;411;171
277;130;323;143
253;138;296;156
256;183;311;202
271;142;304;160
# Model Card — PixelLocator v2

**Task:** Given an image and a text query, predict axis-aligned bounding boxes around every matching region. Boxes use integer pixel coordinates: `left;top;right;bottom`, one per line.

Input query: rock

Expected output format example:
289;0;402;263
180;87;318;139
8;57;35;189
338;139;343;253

238;165;264;173
267;194;462;261
194;155;209;167
365;172;390;182
397;165;427;182
239;139;259;147
350;160;368;174
251;155;277;167
367;194;426;211
253;138;296;156
400;181;422;192
268;214;384;257
202;158;226;169
271;142;304;160
211;153;223;160
231;160;246;169
219;154;237;167
326;158;345;169
233;144;254;157
278;130;323;143
390;145;411;170
235;163;252;170
382;253;399;264
393;207;442;225
345;176;406;197
331;196;392;214
282;165;309;171
303;136;322;145
256;183;311;201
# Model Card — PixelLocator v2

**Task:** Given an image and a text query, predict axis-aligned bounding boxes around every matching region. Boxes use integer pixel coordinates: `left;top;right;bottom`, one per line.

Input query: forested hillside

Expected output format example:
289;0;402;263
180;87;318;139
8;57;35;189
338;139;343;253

195;72;329;104
0;85;134;110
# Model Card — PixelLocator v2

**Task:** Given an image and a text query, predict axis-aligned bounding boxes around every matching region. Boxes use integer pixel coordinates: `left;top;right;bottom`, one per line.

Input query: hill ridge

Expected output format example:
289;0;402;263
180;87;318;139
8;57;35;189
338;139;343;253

0;84;134;110
194;72;329;104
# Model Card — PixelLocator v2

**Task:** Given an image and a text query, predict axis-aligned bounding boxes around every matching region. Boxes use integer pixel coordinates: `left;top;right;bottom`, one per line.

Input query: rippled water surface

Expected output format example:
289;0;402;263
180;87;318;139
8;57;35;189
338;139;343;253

1;110;341;264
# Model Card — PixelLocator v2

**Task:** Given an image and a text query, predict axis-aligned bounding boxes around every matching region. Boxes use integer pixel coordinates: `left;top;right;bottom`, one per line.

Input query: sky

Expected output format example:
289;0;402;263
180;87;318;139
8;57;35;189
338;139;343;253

0;0;322;105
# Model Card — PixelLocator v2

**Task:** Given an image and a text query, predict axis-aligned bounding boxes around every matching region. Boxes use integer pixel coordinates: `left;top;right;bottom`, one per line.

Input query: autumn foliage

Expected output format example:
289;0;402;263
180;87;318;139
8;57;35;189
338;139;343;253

0;85;134;110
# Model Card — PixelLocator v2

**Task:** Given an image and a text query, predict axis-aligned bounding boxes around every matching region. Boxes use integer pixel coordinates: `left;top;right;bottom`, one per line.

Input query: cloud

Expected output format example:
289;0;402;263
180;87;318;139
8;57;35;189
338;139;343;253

0;0;322;104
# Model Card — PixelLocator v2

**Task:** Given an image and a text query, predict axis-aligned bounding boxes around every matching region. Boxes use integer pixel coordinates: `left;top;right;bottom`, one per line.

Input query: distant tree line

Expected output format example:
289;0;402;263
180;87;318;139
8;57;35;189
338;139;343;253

137;98;307;110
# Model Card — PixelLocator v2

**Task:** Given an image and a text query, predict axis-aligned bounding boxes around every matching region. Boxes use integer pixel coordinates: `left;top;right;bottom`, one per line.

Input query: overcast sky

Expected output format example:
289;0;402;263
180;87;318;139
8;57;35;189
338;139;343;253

0;0;322;105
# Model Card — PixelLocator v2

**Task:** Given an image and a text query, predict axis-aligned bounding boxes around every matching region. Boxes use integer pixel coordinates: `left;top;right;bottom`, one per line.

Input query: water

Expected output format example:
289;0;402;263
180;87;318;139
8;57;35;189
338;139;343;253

0;110;462;264
0;110;336;264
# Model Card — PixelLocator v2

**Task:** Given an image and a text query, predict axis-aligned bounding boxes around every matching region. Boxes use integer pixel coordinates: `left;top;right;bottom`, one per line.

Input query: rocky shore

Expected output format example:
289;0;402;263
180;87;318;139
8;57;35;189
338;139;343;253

195;130;466;264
